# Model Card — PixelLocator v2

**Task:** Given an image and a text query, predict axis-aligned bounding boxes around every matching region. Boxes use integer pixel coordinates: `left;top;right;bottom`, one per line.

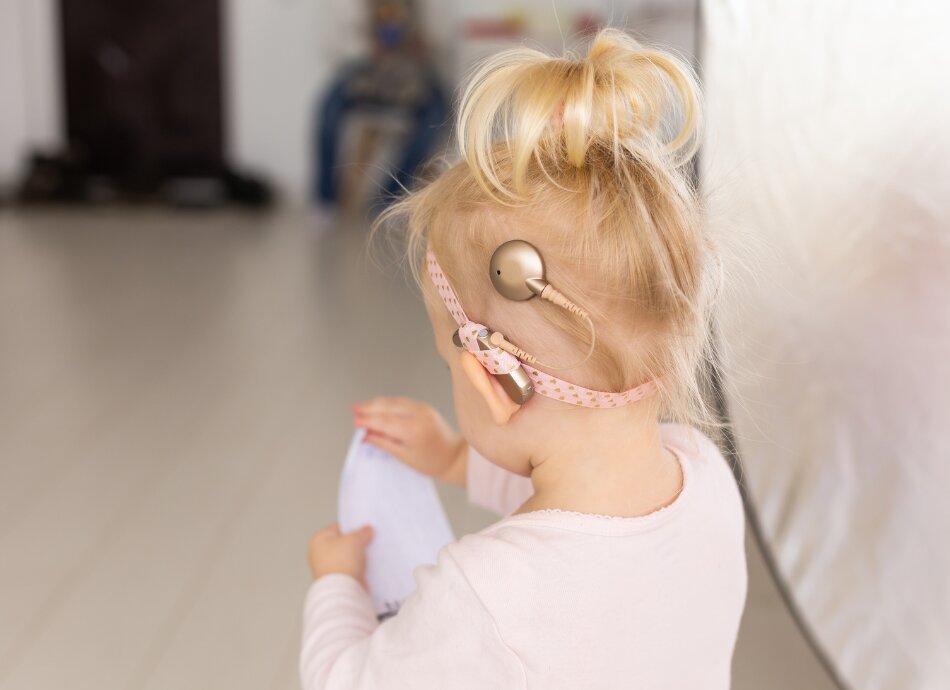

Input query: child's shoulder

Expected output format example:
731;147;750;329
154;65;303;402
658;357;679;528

660;422;735;482
659;421;722;458
660;422;744;528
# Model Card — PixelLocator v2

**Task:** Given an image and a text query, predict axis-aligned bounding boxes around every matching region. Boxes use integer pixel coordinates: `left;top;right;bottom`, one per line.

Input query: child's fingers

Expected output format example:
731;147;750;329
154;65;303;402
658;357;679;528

363;429;410;461
346;524;374;546
310;524;341;545
354;396;421;417
354;411;413;441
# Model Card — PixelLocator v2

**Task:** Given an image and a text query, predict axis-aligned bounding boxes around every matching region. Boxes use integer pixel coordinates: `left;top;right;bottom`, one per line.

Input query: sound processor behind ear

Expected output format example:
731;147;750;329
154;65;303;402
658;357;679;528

485;240;597;370
488;239;549;300
451;328;534;405
426;242;657;409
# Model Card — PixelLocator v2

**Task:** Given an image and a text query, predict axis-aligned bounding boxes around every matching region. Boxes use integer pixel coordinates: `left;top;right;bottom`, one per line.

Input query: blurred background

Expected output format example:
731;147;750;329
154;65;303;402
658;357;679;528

0;1;947;689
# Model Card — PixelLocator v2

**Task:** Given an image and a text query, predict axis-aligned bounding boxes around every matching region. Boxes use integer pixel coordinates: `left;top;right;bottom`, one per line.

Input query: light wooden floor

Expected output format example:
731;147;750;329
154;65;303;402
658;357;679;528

0;208;836;690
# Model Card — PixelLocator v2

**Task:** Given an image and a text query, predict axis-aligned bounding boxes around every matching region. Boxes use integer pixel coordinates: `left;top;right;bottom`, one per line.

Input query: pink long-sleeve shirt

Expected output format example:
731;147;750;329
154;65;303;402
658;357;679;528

300;423;747;689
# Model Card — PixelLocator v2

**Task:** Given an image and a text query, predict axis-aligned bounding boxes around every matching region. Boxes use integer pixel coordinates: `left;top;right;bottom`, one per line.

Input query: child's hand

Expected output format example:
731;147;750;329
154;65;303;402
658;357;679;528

352;397;467;486
308;523;374;584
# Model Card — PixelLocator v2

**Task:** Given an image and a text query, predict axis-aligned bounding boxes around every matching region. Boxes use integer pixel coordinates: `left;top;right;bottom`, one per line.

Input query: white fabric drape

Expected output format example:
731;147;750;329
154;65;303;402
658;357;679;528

701;2;950;688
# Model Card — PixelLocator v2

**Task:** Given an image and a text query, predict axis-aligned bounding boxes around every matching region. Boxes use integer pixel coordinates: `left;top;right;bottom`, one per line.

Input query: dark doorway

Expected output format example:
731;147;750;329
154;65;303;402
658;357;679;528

59;0;224;193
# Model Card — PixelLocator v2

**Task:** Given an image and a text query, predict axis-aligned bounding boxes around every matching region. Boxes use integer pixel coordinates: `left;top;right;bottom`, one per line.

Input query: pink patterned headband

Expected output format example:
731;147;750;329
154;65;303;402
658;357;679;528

425;248;657;409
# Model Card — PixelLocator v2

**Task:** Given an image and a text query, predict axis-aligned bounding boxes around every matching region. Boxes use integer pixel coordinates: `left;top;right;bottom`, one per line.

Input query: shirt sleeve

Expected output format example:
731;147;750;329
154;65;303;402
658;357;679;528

300;547;525;690
466;445;534;516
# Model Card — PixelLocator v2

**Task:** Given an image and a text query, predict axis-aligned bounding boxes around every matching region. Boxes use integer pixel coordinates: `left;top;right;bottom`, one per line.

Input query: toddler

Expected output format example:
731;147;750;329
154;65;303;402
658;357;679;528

301;28;747;689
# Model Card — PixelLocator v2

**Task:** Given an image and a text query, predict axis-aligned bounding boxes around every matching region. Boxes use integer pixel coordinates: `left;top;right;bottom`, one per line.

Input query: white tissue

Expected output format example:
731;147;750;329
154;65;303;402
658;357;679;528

337;428;456;618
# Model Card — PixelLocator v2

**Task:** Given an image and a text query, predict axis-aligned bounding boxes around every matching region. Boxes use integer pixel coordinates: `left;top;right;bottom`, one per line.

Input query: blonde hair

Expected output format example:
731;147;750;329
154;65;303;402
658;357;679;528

373;28;721;429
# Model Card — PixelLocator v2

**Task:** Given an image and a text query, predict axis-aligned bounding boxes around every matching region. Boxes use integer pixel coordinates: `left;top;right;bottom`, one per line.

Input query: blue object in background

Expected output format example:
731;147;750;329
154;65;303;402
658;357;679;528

313;60;447;211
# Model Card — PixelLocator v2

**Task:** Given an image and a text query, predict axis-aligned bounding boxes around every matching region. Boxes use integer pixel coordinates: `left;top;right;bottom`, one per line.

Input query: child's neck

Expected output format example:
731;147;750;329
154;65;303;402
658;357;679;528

514;411;683;519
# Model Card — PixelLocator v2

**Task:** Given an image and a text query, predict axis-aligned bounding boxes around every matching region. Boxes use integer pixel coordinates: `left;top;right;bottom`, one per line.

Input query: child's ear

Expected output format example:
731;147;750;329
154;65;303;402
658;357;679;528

459;351;521;425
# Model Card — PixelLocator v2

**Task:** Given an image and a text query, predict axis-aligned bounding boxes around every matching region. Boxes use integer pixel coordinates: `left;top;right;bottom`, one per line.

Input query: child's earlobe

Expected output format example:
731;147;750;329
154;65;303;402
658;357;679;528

458;351;521;426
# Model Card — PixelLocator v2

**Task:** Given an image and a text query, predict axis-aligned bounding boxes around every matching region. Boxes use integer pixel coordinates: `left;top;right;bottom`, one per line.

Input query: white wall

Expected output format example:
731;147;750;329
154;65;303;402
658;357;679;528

0;0;371;201
0;0;62;190
224;0;364;203
0;0;694;202
0;0;357;201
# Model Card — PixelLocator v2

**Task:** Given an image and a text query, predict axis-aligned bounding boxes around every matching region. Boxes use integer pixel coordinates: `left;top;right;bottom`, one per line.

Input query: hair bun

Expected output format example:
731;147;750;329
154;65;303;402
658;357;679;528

458;28;702;196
